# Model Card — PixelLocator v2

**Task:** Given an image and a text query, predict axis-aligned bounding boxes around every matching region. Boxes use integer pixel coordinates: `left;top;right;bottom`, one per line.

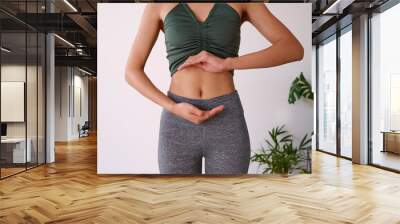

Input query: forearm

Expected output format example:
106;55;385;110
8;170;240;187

225;39;304;70
125;69;175;112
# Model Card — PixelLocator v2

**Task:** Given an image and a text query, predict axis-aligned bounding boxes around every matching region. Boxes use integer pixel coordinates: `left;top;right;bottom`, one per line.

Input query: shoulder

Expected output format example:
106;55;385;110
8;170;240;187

241;3;270;15
145;3;180;21
143;3;179;20
241;2;269;10
228;3;270;21
238;3;271;22
143;3;162;14
143;3;168;20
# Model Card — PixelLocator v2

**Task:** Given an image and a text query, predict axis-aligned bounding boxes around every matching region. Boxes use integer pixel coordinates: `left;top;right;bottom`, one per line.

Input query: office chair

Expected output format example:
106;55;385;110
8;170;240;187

79;121;90;138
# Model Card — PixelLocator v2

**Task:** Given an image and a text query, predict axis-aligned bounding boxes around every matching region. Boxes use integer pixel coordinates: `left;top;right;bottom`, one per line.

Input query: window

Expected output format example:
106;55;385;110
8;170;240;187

0;1;47;179
340;28;352;158
317;25;353;159
318;36;337;154
390;74;400;130
370;2;400;171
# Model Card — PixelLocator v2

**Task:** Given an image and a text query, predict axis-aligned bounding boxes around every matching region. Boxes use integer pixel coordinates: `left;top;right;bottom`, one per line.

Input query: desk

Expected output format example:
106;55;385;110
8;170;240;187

381;131;400;154
1;138;32;163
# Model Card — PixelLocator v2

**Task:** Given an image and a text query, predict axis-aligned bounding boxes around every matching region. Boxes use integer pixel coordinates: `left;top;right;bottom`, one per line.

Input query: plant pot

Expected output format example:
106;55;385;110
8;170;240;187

267;173;291;178
279;173;290;178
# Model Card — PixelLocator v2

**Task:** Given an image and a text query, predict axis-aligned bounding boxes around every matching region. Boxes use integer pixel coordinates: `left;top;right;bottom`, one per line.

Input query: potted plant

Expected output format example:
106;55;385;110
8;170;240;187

288;72;313;104
250;125;312;176
288;72;314;172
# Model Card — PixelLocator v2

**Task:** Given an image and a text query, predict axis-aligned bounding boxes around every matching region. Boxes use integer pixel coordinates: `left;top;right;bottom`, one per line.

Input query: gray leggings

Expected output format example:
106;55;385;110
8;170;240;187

158;90;250;174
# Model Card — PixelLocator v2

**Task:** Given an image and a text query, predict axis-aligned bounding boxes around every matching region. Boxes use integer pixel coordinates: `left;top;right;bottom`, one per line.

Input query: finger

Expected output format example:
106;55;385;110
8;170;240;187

188;105;205;116
183;56;194;65
201;105;224;121
178;61;195;70
192;53;206;64
194;62;206;69
178;58;199;70
191;106;223;124
178;52;208;70
199;50;209;58
185;53;204;65
208;105;224;116
177;56;193;70
188;114;204;125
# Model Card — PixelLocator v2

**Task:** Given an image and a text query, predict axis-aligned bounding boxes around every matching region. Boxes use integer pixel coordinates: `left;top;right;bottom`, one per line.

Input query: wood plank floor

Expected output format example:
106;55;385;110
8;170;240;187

1;133;400;224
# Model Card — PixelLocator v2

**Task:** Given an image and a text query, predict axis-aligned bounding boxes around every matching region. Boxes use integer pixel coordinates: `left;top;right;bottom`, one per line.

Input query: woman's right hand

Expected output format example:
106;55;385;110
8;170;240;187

169;102;224;125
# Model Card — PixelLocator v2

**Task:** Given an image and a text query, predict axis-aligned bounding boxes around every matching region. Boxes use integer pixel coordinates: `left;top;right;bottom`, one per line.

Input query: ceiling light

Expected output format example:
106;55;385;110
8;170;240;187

1;47;11;53
63;0;78;12
54;34;75;48
78;67;93;76
322;0;354;15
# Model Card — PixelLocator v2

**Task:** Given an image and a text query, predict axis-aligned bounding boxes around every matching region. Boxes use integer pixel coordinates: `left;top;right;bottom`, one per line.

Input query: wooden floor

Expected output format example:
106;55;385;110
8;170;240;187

0;167;26;178
1;133;400;224
372;150;400;171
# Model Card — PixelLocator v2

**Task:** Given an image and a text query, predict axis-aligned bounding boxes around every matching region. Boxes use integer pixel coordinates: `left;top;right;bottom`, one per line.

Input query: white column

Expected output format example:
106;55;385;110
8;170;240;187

352;14;369;164
46;33;55;163
45;0;56;163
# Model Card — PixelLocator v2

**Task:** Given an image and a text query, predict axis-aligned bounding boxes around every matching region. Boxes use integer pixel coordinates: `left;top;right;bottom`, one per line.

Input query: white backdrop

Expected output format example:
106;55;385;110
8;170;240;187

98;3;312;174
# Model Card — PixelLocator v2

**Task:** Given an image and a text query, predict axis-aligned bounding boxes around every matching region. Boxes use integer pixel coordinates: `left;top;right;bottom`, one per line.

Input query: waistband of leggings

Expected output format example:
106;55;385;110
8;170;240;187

167;89;239;104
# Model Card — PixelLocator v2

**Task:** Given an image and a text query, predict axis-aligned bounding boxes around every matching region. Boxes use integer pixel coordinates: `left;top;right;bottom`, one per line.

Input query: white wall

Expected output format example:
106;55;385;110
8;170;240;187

1;64;46;163
71;72;89;138
55;67;89;141
1;65;41;139
312;45;317;150
1;65;26;125
55;67;69;141
98;3;312;174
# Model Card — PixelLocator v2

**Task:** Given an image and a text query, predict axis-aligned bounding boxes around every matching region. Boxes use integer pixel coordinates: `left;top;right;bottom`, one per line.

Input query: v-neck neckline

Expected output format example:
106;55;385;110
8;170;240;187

182;3;218;25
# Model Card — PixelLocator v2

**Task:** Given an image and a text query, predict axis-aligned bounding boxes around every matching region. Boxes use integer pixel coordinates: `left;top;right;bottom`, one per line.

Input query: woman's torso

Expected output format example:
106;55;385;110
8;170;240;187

170;66;236;99
160;3;244;99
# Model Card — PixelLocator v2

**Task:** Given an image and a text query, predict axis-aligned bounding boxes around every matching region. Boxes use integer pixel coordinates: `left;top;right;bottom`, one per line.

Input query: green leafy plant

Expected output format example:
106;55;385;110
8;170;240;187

288;72;314;104
250;125;312;175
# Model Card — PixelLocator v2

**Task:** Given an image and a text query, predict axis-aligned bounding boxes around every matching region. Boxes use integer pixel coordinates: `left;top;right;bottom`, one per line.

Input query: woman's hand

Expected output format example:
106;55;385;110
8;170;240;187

169;102;224;125
177;51;232;73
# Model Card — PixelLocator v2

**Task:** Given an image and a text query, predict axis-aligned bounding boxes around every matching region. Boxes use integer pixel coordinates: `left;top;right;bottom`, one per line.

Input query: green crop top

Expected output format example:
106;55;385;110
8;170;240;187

163;3;241;76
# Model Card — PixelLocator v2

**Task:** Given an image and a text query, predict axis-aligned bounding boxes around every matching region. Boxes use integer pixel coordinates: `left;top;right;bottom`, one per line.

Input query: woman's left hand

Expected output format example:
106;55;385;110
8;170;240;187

177;51;232;73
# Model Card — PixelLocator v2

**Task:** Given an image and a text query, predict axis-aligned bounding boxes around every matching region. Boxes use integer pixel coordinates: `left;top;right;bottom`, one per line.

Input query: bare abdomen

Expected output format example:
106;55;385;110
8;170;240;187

169;66;235;99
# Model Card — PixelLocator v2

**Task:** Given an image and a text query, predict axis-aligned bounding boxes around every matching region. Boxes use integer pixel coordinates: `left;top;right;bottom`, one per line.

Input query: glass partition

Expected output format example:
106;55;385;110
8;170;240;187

317;35;337;155
27;31;38;169
0;1;46;179
38;32;45;165
1;31;28;177
339;28;352;158
370;3;400;171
